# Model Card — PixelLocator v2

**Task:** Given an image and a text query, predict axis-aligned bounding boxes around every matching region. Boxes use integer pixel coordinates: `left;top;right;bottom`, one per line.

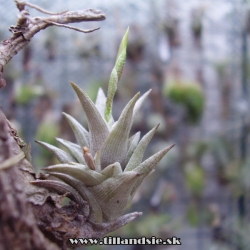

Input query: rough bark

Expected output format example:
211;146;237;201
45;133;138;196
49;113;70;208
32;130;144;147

0;110;59;250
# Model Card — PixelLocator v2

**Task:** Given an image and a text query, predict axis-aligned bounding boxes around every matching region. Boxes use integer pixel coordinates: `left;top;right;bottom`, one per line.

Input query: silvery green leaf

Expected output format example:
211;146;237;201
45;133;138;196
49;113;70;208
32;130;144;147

105;68;118;122
104;28;129;123
94;151;101;172
115;51;126;81
128;131;141;147
101;162;122;178
47;172;103;223
95;88;106;117
71;82;109;156
124;124;159;172
62;112;89;148
56;138;85;164
35;140;75;163
107;116;115;129
132;89;151;122
131;144;175;197
125;131;141;167
100;93;140;169
110;120;117;130
116;27;129;68
89;171;140;222
31;180;89;215
44;163;105;186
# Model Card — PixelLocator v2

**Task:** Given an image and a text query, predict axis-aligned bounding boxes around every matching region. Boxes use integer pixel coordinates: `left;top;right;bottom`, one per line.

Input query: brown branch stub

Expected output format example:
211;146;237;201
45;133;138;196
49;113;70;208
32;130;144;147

15;0;25;11
0;1;106;89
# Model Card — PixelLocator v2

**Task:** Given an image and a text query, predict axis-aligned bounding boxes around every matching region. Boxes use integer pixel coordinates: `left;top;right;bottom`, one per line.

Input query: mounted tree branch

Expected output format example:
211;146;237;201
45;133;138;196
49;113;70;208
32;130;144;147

0;110;60;250
0;0;105;89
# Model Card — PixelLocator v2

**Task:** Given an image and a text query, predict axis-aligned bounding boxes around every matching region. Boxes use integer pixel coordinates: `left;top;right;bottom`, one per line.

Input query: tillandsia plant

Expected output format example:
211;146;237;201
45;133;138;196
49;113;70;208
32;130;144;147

32;28;174;226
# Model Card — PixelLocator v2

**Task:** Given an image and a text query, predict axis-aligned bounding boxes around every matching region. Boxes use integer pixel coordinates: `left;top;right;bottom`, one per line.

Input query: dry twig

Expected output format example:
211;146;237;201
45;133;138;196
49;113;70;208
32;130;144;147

0;0;105;89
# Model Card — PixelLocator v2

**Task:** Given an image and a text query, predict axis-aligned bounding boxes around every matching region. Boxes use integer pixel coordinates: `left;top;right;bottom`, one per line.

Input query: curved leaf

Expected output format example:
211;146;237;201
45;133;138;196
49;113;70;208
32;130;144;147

101;162;122;179
47;172;103;223
100;93;140;169
35;140;75;163
131;144;175;197
70;82;109;156
132;89;151;122
116;27;129;66
104;28;129;122
31;180;89;215
105;68;118;122
62;112;89;148
56;138;85;164
44;163;105;186
89;171;139;222
95;88;106;117
124;131;141;168
124;124;159;172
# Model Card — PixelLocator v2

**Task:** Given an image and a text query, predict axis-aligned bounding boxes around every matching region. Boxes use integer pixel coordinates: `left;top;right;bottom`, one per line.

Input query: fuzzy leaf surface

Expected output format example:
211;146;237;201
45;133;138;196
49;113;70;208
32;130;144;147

56;138;85;164
124;124;159;172
101;162;123;179
71;82;109;156
89;171;139;222
44;163;105;186
131;145;175;197
36;140;75;163
47;172;103;223
105;69;118;122
132;89;151;122
104;28;129;122
100;93;140;169
62;112;89;148
95;88;107;117
125;131;141;168
94;151;101;172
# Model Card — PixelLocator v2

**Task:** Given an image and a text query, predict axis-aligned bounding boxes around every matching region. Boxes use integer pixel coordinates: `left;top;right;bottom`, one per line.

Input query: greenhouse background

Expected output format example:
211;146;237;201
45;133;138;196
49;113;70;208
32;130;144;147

0;0;250;249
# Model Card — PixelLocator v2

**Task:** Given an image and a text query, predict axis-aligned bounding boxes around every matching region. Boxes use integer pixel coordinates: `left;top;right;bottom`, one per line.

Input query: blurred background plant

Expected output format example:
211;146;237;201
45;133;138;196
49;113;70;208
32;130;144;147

0;0;250;249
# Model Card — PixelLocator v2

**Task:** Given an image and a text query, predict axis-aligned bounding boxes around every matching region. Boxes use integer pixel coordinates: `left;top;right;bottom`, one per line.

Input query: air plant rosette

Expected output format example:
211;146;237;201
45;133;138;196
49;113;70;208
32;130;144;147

32;28;174;226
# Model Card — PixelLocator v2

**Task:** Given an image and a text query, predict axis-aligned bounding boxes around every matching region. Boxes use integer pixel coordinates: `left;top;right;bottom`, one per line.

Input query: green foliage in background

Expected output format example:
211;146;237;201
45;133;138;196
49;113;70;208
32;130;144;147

15;85;44;105
163;79;204;123
184;162;205;197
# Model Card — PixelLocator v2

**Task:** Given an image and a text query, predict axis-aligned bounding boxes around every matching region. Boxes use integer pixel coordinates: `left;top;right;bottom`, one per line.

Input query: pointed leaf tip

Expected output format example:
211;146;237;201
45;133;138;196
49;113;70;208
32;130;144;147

70;81;109;156
95;88;107;117
116;27;129;61
130;144;175;197
104;29;130;123
133;89;152;122
35;140;75;163
124;123;160;172
101;92;140;169
56;137;85;164
62;112;89;148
